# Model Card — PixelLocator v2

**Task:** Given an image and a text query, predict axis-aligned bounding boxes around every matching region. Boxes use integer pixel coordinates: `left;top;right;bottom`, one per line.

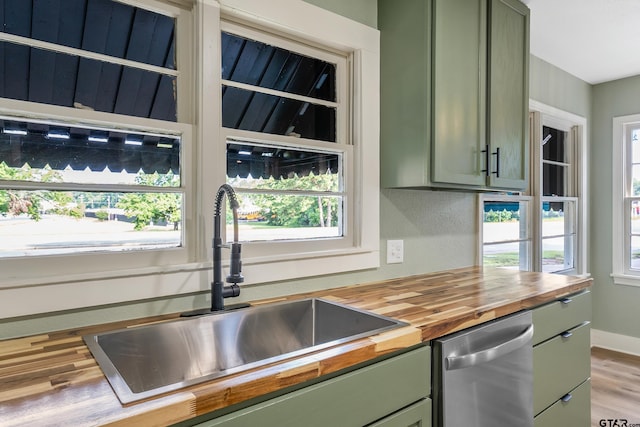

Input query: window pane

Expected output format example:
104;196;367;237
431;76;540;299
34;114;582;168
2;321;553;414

631;200;640;234
2;0;176;69
0;42;177;121
0;120;180;185
227;142;339;190
632;128;640;163
483;242;529;269
226;193;342;242
542;126;567;163
632;165;640;196
0;190;182;258
221;32;336;102
542;201;574;237
542;236;574;273
632;236;640;271
482;201;528;243
222;86;336;142
542;163;567;196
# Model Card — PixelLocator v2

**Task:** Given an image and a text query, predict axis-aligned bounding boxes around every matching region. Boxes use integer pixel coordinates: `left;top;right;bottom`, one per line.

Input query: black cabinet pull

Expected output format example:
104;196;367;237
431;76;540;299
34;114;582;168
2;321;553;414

481;144;489;176
560;297;572;304
492;147;500;177
560;393;572;403
561;331;573;339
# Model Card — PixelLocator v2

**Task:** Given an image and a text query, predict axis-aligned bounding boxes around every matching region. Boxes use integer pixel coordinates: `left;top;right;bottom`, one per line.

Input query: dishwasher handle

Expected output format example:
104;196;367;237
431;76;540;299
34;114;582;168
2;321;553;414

445;325;534;371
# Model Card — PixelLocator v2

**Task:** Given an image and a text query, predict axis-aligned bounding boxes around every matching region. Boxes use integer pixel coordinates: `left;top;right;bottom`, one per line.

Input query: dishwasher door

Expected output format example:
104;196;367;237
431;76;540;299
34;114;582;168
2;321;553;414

433;310;533;427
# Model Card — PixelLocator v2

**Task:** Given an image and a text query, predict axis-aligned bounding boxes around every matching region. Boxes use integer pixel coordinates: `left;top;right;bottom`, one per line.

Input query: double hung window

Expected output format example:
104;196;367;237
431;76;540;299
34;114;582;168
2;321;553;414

612;114;640;284
480;103;587;276
0;0;193;284
220;22;349;245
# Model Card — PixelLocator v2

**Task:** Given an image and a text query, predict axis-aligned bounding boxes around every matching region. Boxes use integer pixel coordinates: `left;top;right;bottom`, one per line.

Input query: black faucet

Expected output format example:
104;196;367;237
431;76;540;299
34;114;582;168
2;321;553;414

211;183;243;311
181;184;247;317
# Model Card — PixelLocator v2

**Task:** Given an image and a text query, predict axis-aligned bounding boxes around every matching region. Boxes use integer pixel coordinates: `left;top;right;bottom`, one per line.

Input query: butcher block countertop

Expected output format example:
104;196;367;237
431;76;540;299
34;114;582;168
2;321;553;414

0;266;592;427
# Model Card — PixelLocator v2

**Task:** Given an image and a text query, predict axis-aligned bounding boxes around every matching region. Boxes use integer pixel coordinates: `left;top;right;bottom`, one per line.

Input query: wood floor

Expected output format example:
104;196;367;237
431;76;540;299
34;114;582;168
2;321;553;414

591;347;640;426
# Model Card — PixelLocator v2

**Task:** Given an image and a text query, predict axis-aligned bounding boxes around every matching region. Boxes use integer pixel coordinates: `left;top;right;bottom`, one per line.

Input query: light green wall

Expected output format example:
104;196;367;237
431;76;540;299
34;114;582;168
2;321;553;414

590;75;640;339
529;55;591;119
303;0;377;28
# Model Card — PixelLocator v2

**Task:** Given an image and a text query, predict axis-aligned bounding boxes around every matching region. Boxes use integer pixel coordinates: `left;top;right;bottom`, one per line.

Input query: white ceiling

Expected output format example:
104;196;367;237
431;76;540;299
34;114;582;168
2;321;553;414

523;0;640;84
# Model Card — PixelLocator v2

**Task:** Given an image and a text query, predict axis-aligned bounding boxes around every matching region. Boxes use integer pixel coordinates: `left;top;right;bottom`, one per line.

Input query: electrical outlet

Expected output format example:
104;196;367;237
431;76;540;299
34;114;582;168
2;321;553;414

387;239;404;264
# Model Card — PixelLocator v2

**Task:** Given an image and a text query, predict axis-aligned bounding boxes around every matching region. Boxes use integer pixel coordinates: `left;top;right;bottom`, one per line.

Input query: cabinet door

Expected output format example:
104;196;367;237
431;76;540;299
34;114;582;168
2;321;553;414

487;0;530;190
431;0;487;187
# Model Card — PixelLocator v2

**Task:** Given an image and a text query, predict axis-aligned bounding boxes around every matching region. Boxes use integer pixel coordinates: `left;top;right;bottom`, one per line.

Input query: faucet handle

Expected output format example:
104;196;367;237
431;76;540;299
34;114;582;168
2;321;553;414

226;242;244;284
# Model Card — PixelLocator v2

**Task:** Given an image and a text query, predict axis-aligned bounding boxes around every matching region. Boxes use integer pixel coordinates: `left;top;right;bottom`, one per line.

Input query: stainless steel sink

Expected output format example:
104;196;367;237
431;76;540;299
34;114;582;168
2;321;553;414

83;298;408;404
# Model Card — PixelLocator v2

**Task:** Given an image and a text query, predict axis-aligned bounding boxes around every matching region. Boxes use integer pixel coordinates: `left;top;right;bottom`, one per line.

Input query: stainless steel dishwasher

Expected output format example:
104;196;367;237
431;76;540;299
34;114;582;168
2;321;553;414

433;310;534;427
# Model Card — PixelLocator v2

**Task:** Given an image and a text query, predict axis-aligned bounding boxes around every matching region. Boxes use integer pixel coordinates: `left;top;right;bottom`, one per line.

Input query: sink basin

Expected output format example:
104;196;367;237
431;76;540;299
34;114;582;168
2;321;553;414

83;298;408;403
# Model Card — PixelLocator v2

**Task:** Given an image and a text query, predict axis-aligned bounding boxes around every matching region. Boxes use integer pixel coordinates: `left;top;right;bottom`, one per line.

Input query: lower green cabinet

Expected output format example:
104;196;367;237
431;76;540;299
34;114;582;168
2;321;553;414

187;345;431;427
367;398;431;427
532;290;591;426
534;379;590;427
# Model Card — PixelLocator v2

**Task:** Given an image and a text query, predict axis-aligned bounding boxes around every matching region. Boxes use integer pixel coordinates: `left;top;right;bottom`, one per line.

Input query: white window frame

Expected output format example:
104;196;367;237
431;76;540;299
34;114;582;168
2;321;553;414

0;0;380;319
612;113;640;286
479;101;588;277
478;194;533;271
219;19;353;254
201;0;380;284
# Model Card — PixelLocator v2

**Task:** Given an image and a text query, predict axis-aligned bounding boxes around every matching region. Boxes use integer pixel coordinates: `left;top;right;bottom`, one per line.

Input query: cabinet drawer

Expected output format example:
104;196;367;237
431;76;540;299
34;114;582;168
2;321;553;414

533;322;590;415
534;379;590;427
367;398;432;427
532;290;591;345
196;346;430;427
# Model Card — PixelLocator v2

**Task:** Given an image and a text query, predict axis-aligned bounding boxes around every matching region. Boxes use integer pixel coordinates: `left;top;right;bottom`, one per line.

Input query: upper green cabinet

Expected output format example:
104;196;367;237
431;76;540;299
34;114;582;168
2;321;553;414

380;0;530;191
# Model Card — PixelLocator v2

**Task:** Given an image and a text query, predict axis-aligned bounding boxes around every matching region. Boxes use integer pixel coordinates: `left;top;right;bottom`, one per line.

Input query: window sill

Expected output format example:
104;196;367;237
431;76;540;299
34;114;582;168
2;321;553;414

611;273;640;287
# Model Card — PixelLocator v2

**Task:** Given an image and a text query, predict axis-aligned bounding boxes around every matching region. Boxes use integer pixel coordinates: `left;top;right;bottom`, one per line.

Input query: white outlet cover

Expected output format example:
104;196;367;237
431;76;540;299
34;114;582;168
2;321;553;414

387;239;404;264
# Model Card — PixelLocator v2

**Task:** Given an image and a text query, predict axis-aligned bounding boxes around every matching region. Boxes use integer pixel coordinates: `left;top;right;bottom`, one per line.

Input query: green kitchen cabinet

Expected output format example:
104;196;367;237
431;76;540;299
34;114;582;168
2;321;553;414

532;290;591;425
182;345;431;427
380;0;529;191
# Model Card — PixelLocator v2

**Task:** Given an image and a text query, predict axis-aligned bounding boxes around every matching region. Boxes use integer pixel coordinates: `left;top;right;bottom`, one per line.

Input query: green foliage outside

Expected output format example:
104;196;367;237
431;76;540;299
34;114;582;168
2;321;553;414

228;171;339;228
0;162;65;220
484;209;520;223
117;172;181;230
484;250;565;267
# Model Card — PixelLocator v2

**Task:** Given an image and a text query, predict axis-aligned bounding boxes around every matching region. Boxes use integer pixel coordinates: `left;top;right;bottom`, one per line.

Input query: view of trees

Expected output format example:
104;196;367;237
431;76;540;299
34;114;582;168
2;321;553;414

228;171;340;228
2;161;340;234
0;162;182;231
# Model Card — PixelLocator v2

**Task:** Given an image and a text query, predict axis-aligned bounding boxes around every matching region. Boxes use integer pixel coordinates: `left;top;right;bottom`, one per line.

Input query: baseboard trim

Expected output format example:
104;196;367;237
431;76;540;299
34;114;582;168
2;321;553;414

591;329;640;357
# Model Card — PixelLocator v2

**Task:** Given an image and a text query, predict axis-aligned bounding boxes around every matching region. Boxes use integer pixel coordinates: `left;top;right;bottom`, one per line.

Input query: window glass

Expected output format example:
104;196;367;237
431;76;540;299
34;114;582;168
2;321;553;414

221;86;336;142
226;141;342;242
1;119;180;185
221;25;346;244
0;189;182;258
0;0;177;121
0;117;183;258
541;201;576;273
1;0;176;69
542;126;566;163
222;32;335;102
482;200;531;269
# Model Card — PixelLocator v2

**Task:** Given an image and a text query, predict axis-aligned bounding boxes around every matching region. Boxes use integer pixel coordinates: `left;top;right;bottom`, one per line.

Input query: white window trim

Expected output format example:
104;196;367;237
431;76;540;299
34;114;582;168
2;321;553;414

529;100;589;277
478;100;588;276
201;0;380;284
478;193;533;271
0;0;380;319
612;113;640;286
